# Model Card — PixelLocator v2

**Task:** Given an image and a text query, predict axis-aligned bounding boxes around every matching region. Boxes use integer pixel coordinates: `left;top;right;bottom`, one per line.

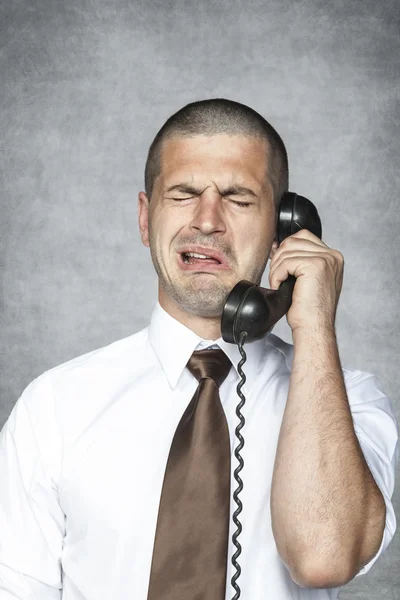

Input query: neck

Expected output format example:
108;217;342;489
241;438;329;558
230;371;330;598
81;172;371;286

158;293;222;340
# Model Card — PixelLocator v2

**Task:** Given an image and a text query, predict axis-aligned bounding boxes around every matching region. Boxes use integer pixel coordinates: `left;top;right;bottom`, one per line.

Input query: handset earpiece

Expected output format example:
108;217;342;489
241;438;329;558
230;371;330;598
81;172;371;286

221;192;322;344
273;192;322;308
277;192;322;244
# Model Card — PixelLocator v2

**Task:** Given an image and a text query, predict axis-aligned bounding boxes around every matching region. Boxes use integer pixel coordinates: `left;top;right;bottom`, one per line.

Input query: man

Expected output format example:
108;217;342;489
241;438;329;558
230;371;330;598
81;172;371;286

0;99;397;600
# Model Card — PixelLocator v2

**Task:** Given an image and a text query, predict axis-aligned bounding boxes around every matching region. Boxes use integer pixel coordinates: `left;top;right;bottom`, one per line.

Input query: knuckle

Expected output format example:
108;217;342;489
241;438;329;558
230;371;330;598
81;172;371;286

334;249;344;263
314;256;327;269
281;235;294;247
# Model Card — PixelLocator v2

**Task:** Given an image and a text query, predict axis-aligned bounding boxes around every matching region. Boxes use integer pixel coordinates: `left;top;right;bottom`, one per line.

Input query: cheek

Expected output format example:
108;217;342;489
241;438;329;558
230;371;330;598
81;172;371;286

238;225;267;251
149;210;184;253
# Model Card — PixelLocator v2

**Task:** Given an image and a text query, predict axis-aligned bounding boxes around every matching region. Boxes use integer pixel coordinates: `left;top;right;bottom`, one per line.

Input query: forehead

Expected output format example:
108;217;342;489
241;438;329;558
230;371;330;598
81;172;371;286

159;134;269;190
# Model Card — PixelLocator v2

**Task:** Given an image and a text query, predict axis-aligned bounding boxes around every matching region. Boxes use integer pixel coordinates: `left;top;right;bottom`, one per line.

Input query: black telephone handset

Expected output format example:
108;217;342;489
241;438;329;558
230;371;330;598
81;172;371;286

221;192;322;600
221;192;322;344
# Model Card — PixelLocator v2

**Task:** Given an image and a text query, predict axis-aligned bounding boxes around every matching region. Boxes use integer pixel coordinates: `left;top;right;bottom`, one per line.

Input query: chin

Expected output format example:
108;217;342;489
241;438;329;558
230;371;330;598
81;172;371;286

186;303;224;319
172;286;228;319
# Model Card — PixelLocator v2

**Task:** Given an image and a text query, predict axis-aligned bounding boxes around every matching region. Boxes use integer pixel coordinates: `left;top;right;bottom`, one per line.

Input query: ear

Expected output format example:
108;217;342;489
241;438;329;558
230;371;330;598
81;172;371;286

138;192;150;247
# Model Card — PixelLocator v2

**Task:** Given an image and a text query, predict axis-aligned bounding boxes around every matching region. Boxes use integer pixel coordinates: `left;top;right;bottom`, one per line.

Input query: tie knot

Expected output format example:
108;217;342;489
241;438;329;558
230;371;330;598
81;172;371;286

186;349;232;387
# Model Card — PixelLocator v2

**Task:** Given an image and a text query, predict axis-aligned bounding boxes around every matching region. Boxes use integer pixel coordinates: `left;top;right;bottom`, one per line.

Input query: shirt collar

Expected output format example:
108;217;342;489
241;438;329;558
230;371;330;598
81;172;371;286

148;302;266;391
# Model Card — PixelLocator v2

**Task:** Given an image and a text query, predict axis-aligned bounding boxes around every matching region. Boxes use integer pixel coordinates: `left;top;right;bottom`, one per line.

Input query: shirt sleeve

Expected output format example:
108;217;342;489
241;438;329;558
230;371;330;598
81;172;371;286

344;368;399;578
0;374;65;599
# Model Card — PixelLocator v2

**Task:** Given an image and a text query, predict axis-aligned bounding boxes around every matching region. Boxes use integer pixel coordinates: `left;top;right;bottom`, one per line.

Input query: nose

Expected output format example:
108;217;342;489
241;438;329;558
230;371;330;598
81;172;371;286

189;190;226;236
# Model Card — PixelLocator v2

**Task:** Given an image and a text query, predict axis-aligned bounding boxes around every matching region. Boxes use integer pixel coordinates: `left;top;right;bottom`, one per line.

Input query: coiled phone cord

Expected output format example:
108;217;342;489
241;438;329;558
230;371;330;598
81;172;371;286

230;330;247;600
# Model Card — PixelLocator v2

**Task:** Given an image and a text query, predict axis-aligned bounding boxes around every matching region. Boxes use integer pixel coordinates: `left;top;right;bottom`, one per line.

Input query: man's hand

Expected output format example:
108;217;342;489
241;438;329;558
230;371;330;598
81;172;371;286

269;230;344;333
269;230;386;588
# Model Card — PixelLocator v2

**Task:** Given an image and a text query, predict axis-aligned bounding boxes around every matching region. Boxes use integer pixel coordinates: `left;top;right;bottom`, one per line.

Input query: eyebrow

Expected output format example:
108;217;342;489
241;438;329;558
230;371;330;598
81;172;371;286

165;183;258;198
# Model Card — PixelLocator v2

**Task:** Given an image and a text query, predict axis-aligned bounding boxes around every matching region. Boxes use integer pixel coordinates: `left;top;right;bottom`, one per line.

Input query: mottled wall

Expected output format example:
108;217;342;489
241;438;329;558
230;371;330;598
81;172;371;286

0;0;399;597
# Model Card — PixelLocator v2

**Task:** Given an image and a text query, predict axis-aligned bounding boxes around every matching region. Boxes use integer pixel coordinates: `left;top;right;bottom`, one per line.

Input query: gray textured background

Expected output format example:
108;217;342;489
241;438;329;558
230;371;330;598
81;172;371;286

1;0;399;597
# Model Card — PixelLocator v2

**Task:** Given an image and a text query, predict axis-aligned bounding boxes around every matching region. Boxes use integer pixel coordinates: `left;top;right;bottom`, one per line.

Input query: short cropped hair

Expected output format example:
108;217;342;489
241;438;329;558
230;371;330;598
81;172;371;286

144;98;289;209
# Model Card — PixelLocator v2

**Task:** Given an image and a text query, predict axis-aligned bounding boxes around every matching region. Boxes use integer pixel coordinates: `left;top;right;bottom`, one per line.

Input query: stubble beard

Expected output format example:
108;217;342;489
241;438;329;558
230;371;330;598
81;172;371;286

163;275;231;317
149;233;236;317
150;249;268;319
153;252;231;317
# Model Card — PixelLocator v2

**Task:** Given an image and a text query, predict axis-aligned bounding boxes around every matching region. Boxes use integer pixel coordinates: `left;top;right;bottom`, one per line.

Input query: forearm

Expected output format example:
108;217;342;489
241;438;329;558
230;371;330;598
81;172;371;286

270;325;386;588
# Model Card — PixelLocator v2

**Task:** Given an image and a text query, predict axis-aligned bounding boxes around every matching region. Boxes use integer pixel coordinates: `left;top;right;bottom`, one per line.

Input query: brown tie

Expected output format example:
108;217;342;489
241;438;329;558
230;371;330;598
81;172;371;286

147;349;232;600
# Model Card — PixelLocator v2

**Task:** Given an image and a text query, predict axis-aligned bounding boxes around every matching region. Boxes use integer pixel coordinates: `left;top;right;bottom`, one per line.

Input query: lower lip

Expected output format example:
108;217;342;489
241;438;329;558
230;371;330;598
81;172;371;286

177;253;231;272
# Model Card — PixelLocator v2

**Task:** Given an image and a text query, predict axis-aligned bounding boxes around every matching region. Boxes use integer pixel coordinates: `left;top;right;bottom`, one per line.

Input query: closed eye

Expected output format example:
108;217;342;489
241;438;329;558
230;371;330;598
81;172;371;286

231;200;252;207
166;196;253;207
167;197;195;201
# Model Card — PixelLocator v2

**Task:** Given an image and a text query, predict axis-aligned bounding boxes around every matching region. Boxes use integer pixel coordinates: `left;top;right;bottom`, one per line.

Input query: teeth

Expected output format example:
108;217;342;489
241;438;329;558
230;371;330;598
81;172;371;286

182;251;221;265
186;252;209;259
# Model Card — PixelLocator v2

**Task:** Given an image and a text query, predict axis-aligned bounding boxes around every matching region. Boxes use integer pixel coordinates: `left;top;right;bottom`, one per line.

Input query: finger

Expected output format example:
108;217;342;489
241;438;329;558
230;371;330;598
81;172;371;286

287;229;327;248
270;242;335;266
271;234;329;261
269;253;335;289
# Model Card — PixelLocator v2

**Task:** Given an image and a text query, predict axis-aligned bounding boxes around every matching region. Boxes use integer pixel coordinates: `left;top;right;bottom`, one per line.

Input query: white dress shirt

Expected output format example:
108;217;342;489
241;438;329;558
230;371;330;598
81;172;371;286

0;302;398;600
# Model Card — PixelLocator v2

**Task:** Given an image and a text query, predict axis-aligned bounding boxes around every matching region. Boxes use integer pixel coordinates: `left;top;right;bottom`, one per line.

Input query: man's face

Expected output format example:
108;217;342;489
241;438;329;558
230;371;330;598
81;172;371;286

138;134;277;318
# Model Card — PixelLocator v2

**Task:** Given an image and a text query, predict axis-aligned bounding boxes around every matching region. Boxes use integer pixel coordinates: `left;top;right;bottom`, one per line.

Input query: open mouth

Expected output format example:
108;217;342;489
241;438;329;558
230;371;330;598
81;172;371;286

181;252;221;265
